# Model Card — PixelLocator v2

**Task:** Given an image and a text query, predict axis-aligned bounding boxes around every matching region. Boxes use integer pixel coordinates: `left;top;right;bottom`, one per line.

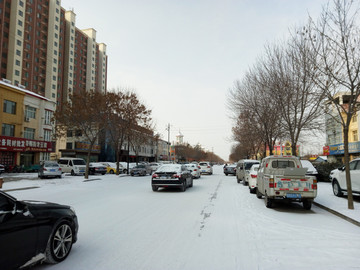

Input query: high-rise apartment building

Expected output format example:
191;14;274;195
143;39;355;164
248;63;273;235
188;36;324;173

0;0;107;107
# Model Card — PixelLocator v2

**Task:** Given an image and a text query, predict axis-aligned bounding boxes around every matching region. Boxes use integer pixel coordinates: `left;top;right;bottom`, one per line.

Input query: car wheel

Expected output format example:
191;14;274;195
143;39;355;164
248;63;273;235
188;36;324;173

237;176;240;183
57;175;62;179
242;179;246;186
109;170;114;174
152;185;158;192
71;170;75;176
250;187;255;194
265;193;273;208
332;180;343;197
256;188;262;199
180;181;186;192
101;173;106;175
190;178;193;187
225;173;228;176
303;200;312;210
45;221;74;264
124;169;128;174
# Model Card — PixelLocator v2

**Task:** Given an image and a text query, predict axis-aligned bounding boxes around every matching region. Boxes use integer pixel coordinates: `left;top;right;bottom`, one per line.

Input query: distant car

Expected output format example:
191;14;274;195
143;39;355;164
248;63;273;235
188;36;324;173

199;161;213;175
100;162;125;174
246;164;260;194
120;162;137;174
130;164;152;176
151;164;193;191
38;161;62;179
149;163;161;172
300;160;318;179
330;158;360;197
58;157;86;176
0;190;78;269
0;164;4;174
185;163;201;179
224;164;236;176
88;162;107;175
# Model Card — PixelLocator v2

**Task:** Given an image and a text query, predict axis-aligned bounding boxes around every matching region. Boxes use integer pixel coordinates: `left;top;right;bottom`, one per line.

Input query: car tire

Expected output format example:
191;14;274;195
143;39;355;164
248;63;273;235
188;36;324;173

109;170;114;174
45;221;74;264
225;173;228;176
242;179;246;186
101;173;106;175
180;181;186;192
250;188;255;194
256;188;262;199
152;185;158;192
265;193;273;208
57;175;62;179
332;180;343;197
303;200;312;210
190;179;193;187
123;169;128;174
237;177;240;183
71;170;75;176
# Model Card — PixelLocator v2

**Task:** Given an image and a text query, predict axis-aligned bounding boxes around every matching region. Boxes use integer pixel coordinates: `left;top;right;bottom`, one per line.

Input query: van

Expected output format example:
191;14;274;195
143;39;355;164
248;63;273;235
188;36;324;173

58;157;86;175
236;159;260;185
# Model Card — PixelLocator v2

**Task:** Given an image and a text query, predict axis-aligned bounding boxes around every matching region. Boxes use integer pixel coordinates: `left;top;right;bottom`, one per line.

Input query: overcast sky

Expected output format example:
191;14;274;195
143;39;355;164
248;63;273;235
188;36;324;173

61;0;327;160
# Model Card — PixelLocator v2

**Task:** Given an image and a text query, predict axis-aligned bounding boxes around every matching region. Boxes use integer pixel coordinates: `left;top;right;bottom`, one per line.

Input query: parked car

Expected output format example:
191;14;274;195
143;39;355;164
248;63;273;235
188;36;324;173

236;159;260;185
38;161;62;179
330;158;360;197
0;190;78;269
149;162;161;172
88;162;107;175
130;164;152;176
151;164;193;191
300;160;319;180
224;164;236;176
100;162;125;174
58;157;86;176
185;163;201;179
246;164;260;194
120;162;137;174
199;161;213;175
0;164;4;174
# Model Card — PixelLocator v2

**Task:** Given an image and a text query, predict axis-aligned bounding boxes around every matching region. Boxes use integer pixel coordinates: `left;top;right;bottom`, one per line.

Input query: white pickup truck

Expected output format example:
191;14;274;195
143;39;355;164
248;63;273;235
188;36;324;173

256;156;317;210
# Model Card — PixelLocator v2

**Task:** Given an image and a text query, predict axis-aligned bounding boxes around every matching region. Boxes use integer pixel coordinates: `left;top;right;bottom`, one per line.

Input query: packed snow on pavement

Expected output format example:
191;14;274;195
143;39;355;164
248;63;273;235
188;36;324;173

1;165;360;270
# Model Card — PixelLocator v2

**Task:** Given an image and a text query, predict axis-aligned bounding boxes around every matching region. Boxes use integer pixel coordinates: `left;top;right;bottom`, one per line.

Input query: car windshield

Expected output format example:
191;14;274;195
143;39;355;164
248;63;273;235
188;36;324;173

136;165;145;168
245;162;259;170
45;162;59;167
73;160;86;165
157;165;181;172
199;163;208;166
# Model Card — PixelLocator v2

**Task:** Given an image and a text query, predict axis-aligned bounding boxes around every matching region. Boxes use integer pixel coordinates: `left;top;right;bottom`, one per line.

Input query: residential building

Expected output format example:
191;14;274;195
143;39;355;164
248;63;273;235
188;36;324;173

0;0;107;161
0;80;55;168
324;92;360;162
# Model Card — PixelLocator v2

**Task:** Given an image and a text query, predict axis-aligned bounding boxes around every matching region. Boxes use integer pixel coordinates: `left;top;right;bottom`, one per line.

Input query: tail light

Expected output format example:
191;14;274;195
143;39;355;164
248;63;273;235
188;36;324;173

152;174;159;178
312;179;317;190
250;174;257;178
194;169;197;171
58;168;62;171
172;174;180;179
43;168;47;171
269;178;275;188
207;166;210;168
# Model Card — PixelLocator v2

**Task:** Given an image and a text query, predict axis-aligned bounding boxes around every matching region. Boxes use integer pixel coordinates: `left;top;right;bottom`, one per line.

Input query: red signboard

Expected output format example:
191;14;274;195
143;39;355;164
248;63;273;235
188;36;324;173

0;136;53;152
323;146;330;156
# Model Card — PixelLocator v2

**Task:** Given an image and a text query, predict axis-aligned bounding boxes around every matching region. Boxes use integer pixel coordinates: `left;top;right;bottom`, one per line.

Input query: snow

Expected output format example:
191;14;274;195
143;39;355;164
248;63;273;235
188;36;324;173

1;166;360;270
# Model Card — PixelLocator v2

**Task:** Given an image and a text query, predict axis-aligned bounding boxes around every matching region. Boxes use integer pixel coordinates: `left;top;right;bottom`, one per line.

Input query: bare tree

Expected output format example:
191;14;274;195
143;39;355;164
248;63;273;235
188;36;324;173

307;0;360;209
54;90;107;179
265;32;325;156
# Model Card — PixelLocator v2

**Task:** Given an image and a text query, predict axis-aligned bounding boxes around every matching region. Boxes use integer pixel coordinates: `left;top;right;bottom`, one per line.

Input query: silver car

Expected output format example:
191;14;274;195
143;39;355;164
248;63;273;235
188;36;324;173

38;161;62;179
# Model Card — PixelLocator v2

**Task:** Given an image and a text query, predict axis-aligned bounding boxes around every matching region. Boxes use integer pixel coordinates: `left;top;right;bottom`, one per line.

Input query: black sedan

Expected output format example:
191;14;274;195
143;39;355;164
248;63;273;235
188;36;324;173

151;164;193;192
88;162;107;175
0;190;79;269
224;164;237;176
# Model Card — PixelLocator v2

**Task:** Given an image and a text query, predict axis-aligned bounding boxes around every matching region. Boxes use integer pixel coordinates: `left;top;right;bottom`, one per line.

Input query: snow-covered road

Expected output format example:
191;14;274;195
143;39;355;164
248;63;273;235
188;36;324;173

4;166;360;270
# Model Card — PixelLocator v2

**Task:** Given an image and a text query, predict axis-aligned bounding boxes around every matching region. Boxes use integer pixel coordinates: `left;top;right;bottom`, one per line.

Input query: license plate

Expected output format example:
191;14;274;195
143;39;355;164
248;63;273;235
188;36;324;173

80;170;85;173
50;169;56;172
202;170;206;172
286;193;301;199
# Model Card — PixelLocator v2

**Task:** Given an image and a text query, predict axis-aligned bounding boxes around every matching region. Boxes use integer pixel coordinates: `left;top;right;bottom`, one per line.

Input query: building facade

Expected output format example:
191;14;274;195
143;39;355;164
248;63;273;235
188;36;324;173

1;0;108;161
0;80;55;169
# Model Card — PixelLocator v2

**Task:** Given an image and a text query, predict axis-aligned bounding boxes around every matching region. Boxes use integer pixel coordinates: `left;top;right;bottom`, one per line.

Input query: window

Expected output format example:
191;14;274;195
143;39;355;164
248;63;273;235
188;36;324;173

353;130;358;141
24;128;35;139
271;160;295;169
45;110;53;125
3;100;16;114
2;124;15;136
75;130;82;137
66;142;73;149
44;129;51;141
67;130;73;137
25;106;36;119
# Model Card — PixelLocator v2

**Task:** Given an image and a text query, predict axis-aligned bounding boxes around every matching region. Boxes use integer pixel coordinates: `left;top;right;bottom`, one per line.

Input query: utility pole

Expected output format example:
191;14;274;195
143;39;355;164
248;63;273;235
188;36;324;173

166;123;170;162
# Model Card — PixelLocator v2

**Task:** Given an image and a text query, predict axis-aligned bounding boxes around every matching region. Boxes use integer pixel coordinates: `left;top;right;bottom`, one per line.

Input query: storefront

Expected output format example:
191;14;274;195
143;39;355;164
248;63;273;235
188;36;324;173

0;135;53;169
328;141;360;162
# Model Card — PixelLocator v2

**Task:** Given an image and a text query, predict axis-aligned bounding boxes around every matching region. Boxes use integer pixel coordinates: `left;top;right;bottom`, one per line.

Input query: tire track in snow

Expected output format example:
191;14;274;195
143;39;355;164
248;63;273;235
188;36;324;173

198;179;222;237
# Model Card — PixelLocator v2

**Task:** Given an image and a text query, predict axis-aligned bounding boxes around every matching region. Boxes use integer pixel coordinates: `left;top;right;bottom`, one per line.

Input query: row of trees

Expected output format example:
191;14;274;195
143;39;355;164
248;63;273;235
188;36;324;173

175;143;224;164
228;0;360;209
54;89;153;179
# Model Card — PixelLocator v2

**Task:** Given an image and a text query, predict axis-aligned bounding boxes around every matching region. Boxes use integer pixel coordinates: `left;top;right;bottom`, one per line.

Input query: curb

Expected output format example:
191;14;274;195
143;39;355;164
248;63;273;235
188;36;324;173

313;201;360;227
1;186;40;192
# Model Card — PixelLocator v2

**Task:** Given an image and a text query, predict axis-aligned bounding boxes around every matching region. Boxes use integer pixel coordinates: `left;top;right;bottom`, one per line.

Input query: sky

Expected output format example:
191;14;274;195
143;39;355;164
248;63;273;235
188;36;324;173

60;0;328;160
